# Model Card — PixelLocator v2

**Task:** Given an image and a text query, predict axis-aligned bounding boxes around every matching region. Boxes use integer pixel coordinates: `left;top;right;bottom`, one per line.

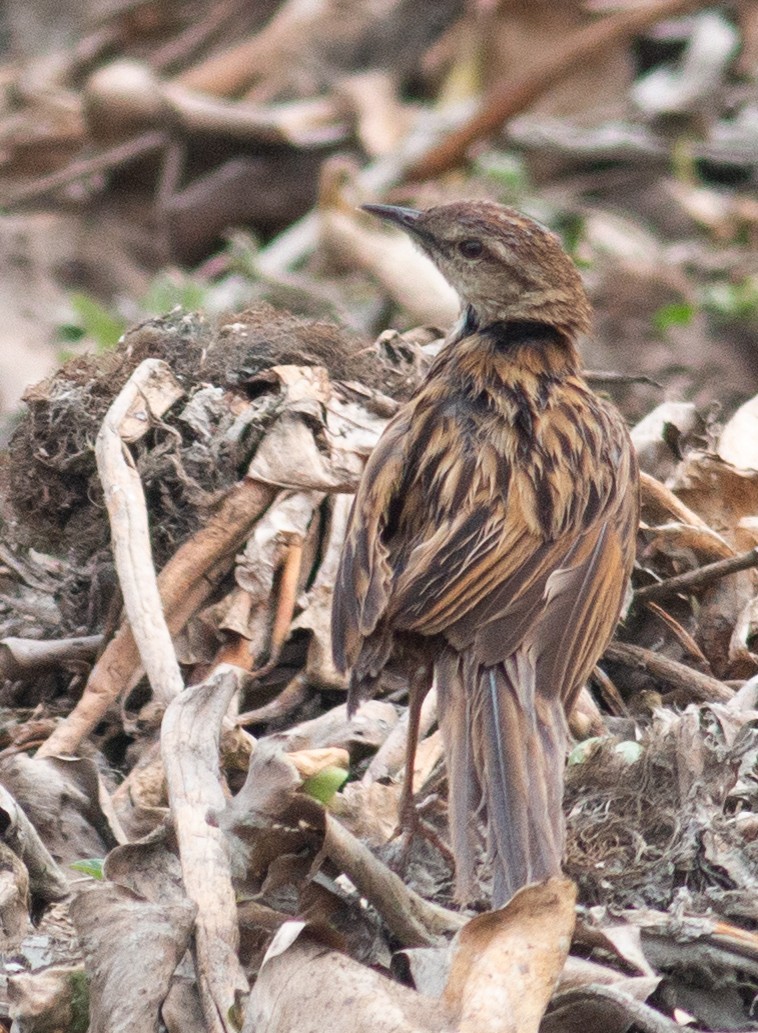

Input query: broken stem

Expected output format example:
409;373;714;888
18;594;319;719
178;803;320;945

604;641;733;704
635;547;758;602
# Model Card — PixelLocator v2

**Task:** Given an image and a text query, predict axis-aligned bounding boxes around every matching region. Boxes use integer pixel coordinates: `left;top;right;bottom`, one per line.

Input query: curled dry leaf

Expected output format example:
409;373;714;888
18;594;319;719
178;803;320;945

573;919;657;977
70;882;196;1033
244;926;452;1033
718;393;758;472
0;783;69;908
0;842;31;947
247;362;389;492
103;828;187;906
630;401;701;481
235;490;322;604
0;754;122;865
267;699;399;754
292;491;354;687
443;878;576;1033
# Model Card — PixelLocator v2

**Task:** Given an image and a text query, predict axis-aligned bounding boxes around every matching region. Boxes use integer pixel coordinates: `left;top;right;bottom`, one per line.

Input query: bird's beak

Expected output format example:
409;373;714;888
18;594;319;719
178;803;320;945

362;204;424;236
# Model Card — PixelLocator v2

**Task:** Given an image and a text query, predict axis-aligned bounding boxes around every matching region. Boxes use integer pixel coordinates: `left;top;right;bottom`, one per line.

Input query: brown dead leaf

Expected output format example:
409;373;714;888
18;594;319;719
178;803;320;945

243;924;452;1033
444;877;577;1033
671;452;758;542
0;754;122;865
719;393;758;472
70;882;196;1033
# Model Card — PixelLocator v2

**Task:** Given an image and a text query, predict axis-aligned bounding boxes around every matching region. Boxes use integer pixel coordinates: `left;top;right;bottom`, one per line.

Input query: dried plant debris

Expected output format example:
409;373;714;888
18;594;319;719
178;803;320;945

1;305;427;637
0;311;755;1031
565;697;758;917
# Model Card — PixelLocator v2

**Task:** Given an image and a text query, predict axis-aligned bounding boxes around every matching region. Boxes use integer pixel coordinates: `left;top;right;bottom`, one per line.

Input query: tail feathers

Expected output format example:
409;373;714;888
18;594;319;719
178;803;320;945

437;649;568;907
436;650;481;897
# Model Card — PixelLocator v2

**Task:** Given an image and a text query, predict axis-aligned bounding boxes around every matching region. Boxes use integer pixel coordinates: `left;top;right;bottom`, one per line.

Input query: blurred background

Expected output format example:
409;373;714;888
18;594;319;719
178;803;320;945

0;0;756;424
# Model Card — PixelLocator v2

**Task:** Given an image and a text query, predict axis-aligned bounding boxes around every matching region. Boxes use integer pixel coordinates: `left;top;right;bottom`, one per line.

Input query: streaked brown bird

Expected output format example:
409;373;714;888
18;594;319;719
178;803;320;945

332;200;639;906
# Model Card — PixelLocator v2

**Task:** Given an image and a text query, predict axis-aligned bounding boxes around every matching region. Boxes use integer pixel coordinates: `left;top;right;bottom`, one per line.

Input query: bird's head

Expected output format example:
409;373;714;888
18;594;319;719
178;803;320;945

363;200;591;340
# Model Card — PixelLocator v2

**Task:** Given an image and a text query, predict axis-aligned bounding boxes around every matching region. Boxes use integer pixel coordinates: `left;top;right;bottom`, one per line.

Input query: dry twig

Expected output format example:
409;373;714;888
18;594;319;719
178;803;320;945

604;642;734;704
635;546;758;602
323;812;465;947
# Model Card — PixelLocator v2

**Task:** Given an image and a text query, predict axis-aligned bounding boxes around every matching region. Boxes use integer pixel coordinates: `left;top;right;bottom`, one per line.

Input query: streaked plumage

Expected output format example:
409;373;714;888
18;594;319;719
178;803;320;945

332;200;639;905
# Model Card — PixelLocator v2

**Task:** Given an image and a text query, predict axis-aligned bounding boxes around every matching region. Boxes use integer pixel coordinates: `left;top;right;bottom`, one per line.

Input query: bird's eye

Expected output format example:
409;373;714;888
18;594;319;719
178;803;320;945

458;239;483;259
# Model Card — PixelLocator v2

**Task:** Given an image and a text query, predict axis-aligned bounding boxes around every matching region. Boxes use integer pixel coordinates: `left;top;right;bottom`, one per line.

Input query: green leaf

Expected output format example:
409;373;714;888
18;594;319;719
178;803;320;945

653;301;695;332
57;322;86;343
69;293;126;351
702;276;758;322
567;737;603;766
613;740;644;765
69;857;105;880
301;765;349;804
141;272;208;316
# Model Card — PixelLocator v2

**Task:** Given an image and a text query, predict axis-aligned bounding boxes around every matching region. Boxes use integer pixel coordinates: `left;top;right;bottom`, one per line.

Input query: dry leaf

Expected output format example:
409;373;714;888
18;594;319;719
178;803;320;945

718;393;758;471
244;925;452;1033
70;882;196;1033
444;878;577;1033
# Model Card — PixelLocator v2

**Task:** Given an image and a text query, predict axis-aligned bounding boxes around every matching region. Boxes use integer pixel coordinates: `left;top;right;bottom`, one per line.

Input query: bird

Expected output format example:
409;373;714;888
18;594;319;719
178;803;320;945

331;199;639;907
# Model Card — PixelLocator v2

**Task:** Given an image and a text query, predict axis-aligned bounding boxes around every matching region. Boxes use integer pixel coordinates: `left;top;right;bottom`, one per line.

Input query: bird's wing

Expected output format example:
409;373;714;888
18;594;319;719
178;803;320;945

389;427;638;700
331;407;411;674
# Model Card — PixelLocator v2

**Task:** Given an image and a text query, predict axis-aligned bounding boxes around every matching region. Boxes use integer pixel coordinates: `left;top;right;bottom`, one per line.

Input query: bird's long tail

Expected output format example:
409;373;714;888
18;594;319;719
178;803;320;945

436;647;568;907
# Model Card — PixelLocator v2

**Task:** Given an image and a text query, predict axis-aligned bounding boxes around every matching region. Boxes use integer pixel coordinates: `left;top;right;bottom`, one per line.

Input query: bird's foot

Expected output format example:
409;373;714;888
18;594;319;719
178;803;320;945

391;793;455;870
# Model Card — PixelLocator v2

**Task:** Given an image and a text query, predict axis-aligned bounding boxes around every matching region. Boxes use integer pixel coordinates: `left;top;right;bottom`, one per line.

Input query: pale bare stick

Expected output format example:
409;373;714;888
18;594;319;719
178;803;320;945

96;358;187;704
162;665;249;1033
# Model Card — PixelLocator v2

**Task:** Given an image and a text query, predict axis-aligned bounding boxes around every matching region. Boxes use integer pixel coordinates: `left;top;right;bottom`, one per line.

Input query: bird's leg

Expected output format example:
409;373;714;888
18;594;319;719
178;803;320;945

393;662;454;866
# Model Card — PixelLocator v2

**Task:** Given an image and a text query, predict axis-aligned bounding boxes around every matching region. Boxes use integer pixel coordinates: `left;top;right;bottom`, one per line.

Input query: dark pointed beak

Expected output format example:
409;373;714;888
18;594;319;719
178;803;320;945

362;204;424;236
